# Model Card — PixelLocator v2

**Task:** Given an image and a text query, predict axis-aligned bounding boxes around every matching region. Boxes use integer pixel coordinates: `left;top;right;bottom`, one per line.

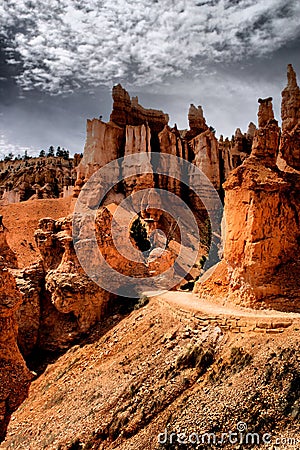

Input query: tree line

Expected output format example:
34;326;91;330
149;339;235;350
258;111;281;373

39;146;70;159
1;146;70;162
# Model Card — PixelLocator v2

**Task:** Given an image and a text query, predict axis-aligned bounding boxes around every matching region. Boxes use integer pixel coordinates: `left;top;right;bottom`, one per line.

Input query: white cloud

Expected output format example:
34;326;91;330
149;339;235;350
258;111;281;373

1;0;300;93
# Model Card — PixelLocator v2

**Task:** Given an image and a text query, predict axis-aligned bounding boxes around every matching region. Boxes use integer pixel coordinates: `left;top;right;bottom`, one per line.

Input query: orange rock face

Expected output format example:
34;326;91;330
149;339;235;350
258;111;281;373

0;225;17;268
76;119;124;181
190;128;220;190
34;216;111;351
251;98;280;168
222;98;300;311
0;259;32;441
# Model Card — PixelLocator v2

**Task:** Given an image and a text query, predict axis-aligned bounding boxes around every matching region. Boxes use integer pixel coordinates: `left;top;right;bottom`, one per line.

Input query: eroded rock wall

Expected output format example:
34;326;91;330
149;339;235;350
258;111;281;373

76;119;124;182
0;259;32;441
34;216;111;351
75;83;248;199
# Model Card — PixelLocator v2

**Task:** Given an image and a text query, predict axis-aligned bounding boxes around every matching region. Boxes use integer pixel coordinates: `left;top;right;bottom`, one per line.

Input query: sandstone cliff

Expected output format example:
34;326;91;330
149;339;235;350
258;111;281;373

76;119;124;182
76;83;249;200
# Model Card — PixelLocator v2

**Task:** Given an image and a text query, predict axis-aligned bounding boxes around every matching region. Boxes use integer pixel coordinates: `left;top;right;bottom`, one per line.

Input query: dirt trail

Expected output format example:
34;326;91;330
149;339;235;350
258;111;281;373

154;291;300;321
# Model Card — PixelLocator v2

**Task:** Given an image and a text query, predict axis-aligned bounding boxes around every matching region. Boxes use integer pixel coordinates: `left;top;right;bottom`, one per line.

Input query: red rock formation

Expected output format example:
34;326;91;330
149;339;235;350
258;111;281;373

110;84;169;133
251;98;280;168
122;124;154;198
158;125;186;159
218;123;255;184
0;259;32;441
186;104;208;139
157;126;186;197
190;128;220;190
222;98;300;311
76;119;124;181
76;83;241;198
34;216;111;350
280;64;300;170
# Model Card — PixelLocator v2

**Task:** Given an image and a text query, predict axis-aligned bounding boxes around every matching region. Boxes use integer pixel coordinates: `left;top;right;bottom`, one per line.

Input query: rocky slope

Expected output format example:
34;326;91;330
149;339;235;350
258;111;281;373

1;295;299;450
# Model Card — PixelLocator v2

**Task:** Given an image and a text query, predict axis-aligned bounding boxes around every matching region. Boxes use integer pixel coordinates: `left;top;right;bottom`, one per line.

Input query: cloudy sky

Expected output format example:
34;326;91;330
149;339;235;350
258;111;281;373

0;0;300;158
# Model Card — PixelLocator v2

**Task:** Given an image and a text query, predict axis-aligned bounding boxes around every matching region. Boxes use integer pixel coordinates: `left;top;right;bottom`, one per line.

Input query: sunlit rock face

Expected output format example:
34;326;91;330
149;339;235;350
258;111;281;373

223;97;300;311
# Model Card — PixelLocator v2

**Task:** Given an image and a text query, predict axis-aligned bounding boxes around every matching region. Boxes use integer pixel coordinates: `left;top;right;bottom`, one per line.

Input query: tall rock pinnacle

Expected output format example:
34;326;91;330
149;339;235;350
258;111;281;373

251;97;279;168
280;64;300;170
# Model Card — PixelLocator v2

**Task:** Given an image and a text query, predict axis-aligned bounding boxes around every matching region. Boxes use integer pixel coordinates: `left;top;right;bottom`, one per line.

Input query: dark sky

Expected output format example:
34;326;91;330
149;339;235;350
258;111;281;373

1;0;300;158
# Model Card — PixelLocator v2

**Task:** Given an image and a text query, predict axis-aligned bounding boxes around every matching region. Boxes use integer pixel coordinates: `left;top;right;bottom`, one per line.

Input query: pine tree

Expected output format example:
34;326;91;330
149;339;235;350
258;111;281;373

130;217;151;252
47;146;55;157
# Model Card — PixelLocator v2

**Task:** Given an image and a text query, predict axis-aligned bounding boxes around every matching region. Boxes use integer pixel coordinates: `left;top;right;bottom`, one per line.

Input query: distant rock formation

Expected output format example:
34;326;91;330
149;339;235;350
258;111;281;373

218;124;255;183
0;156;80;205
186;104;208;139
110;84;169;133
251;98;280;168
75;83;252;200
280;64;300;170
